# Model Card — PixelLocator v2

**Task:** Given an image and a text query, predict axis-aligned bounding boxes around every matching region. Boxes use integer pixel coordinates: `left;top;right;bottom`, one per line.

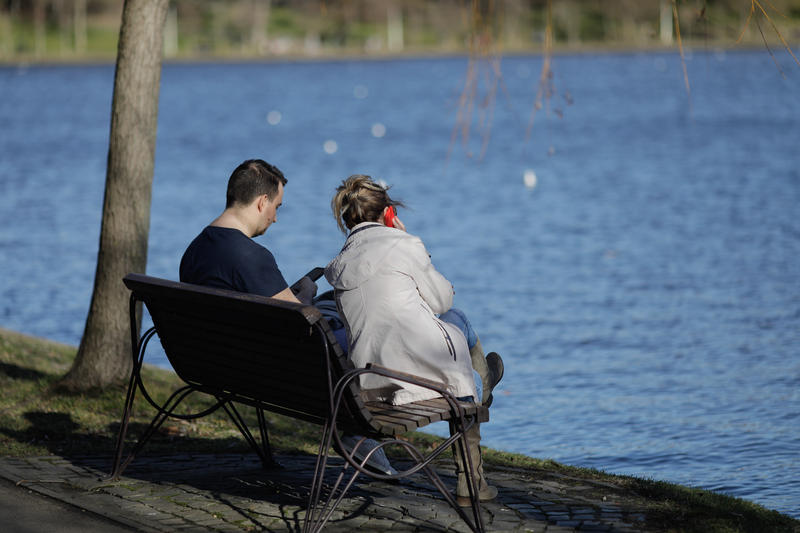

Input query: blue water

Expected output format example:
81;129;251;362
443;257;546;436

1;51;798;518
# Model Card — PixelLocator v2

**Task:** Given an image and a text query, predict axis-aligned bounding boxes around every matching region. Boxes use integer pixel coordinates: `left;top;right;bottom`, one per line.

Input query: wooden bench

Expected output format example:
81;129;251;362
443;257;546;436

113;273;490;532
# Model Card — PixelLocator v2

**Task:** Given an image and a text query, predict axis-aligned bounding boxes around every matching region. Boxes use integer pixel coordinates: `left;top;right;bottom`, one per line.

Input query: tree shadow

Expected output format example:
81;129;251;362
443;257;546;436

0;411;109;456
0;362;47;381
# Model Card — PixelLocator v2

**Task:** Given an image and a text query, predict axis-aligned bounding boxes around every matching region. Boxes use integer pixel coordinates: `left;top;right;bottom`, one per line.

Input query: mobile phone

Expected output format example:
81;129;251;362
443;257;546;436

303;267;325;281
383;205;396;227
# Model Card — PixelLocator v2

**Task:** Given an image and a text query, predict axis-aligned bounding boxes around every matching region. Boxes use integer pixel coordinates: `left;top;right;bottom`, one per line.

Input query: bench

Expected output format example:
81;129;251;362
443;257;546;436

113;273;491;532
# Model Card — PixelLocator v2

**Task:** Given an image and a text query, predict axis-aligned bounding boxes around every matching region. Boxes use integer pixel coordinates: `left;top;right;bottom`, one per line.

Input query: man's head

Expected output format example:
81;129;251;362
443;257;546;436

226;159;287;208
226;159;287;237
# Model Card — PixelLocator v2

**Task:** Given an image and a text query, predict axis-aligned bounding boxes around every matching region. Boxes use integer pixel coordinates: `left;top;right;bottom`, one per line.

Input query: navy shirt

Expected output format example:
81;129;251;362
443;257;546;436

179;226;288;297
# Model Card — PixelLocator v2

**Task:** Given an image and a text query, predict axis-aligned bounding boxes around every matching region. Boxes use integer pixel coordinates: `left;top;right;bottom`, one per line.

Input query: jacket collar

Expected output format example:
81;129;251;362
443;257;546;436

346;222;382;240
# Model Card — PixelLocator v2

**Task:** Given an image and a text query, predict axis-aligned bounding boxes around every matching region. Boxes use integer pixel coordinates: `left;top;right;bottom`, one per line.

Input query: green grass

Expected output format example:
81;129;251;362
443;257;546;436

0;327;797;532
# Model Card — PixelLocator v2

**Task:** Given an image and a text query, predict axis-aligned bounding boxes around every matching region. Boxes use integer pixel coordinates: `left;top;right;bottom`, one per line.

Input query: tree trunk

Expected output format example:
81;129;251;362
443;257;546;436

33;0;46;57
164;3;178;57
0;6;12;57
386;3;403;52
74;0;87;55
659;0;674;44
59;0;169;392
249;0;270;55
55;0;68;56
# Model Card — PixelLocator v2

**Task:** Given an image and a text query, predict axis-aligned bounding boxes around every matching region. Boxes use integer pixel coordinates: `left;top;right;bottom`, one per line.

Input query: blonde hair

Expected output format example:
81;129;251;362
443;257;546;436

331;175;402;233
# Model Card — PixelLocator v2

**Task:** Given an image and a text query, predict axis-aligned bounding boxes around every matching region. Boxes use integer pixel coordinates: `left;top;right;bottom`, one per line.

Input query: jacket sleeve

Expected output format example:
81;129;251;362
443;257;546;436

403;235;454;314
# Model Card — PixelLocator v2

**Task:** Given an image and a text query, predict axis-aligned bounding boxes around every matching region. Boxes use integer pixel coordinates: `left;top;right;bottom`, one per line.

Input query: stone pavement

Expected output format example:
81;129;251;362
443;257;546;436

0;453;653;532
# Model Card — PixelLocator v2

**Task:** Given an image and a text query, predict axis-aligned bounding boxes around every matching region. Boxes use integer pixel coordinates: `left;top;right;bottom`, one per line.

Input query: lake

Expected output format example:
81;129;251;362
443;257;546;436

0;50;798;518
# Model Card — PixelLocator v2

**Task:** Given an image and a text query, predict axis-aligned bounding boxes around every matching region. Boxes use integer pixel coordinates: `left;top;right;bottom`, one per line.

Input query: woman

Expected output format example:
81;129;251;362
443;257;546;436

324;174;503;505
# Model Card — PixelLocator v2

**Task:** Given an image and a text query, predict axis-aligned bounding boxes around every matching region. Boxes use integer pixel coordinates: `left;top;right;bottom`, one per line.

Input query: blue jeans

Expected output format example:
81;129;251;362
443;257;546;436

440;307;482;401
439;308;478;349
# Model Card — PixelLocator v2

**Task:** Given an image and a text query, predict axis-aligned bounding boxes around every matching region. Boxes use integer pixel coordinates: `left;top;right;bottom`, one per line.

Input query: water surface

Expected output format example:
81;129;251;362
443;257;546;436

1;51;798;517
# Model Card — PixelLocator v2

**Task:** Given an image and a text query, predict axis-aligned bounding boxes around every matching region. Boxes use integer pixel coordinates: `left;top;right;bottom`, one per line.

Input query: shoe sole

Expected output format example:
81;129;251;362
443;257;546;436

483;352;504;406
456;493;498;507
486;352;504;388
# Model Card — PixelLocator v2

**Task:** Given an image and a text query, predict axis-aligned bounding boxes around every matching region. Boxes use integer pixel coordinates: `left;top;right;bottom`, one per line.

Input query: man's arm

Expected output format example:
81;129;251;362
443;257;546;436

272;286;302;304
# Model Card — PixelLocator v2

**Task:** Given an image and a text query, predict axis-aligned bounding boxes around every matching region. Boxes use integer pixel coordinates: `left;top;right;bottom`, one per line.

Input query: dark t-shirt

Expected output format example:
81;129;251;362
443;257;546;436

179;226;288;297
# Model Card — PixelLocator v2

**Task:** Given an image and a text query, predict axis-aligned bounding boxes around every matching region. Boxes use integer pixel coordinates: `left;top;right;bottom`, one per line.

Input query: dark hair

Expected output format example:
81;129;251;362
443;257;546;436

226;159;287;208
331;174;403;233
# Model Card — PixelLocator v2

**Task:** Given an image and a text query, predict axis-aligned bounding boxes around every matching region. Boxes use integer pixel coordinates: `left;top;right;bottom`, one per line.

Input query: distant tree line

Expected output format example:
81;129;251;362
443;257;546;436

2;0;799;60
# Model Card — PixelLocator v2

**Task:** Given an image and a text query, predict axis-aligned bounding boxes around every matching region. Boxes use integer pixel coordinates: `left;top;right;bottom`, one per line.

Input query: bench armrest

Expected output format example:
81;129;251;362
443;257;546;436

332;362;469;422
364;363;448;391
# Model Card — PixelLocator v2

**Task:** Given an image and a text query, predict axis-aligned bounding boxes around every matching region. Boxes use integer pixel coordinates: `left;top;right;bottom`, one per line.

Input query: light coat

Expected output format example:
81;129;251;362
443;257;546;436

325;222;477;405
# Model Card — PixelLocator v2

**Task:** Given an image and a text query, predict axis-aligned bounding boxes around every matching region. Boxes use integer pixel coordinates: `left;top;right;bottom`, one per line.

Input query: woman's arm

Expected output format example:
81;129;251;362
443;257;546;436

404;236;454;314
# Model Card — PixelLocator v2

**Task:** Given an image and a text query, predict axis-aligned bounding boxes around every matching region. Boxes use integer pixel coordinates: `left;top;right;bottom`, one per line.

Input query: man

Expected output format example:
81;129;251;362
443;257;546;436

180;158;396;476
180;158;315;303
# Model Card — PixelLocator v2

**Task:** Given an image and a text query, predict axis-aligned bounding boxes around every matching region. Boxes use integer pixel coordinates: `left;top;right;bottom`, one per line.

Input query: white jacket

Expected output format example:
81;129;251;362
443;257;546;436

325;222;477;405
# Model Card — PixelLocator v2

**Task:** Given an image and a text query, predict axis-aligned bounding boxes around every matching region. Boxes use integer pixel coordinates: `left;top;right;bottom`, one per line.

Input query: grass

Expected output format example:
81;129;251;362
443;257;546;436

0;327;797;533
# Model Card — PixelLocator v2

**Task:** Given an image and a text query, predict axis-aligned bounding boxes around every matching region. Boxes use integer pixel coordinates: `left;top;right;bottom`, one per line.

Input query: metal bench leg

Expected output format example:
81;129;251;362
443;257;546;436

111;357;142;479
450;418;485;533
111;325;157;480
221;402;280;469
305;425;484;533
111;385;195;479
256;407;278;467
304;420;359;533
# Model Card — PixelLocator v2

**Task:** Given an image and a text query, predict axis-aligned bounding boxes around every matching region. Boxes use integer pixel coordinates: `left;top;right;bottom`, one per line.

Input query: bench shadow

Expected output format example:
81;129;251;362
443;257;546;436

69;450;451;532
2;412;454;531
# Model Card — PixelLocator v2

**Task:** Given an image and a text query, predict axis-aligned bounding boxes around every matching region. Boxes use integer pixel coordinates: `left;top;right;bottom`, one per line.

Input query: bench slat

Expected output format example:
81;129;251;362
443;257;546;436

174;358;330;413
381;401;452;423
365;402;445;426
125;274;322;324
365;414;416;435
156;329;328;376
152;310;312;346
414;398;490;424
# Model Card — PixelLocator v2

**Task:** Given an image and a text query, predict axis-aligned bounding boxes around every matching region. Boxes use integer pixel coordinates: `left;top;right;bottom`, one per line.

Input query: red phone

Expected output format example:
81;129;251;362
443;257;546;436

383;205;396;227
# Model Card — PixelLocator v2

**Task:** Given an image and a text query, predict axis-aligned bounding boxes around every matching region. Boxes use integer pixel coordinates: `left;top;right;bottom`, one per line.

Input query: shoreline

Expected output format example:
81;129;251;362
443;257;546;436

0;325;798;531
0;41;789;68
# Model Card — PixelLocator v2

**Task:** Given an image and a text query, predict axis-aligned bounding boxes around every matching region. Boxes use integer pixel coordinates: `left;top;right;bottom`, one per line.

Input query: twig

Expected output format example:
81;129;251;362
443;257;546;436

672;0;692;109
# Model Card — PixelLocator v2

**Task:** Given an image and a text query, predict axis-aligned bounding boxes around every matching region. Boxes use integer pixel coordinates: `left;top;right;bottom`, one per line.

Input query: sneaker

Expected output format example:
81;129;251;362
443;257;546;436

339;435;398;476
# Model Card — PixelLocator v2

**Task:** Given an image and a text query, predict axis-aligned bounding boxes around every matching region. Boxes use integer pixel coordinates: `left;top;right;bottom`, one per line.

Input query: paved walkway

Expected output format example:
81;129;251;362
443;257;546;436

0;453;653;532
0;476;137;533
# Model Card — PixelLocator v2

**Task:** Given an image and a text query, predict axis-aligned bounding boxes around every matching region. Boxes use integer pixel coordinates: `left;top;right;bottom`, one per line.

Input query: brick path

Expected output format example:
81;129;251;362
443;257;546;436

0;453;653;532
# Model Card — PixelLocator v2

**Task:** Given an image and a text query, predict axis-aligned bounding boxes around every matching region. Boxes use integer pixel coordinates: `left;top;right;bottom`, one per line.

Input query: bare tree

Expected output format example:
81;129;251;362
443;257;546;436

55;0;69;56
59;0;169;392
249;0;270;54
33;0;46;57
74;0;87;54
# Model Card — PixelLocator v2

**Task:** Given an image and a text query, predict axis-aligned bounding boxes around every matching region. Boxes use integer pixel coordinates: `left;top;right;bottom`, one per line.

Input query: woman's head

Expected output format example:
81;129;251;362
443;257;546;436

331;175;403;233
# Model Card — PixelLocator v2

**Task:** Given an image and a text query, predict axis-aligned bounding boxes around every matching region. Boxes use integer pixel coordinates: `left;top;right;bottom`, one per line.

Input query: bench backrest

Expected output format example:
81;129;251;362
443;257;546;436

123;273;364;429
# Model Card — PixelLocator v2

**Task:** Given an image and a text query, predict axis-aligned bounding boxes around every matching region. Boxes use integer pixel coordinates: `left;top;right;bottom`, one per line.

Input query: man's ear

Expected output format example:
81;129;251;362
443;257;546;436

256;194;269;212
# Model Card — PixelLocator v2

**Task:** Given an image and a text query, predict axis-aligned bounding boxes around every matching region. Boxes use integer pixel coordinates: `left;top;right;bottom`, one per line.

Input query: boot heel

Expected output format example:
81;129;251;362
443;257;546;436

456;495;473;507
482;352;504;405
456;486;499;507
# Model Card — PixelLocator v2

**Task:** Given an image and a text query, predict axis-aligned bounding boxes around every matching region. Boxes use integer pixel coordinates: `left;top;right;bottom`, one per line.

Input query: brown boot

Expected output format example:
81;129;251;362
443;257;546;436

483;352;504;407
468;338;504;406
453;422;498;507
